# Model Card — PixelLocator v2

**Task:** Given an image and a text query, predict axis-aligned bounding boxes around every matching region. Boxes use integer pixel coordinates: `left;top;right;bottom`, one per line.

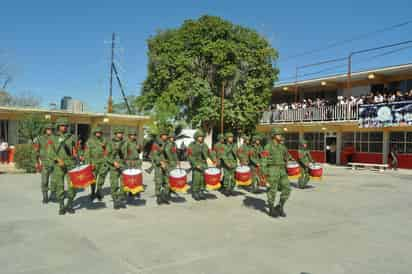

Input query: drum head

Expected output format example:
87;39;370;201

236;165;250;172
70;165;89;172
205;167;220;175
287;161;299;168
123;168;142;175
310;163;321;169
170;168;187;177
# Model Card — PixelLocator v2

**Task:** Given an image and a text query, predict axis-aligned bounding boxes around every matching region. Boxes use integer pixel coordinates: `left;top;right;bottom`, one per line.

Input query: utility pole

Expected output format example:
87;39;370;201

220;81;225;134
108;32;115;113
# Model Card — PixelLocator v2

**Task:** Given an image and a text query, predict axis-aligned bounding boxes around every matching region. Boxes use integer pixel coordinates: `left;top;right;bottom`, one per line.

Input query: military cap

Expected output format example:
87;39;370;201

242;135;250;141
93;126;103;133
112;126;124;134
300;139;308;145
128;128;138;135
168;130;176;138
194;129;205;139
44;123;53;129
225;132;234;139
270;127;284;136
217;134;224;141
55;117;69;126
252;134;262;142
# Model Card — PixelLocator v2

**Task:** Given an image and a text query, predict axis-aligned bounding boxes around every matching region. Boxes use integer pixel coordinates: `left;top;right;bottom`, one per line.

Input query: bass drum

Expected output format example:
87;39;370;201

68;164;95;189
122;168;144;194
309;163;323;180
287;161;300;179
235;165;252;186
169;168;189;193
204;167;221;190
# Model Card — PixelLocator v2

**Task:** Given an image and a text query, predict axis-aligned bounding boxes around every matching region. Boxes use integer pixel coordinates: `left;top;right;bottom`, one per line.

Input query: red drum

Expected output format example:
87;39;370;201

204;167;221;190
309;163;323;180
68;164;95;189
287;161;301;179
235;165;252;186
122;169;144;194
169;168;189;193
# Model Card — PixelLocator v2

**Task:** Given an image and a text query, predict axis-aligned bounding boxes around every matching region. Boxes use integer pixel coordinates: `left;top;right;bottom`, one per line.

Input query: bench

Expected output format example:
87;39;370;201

347;162;389;172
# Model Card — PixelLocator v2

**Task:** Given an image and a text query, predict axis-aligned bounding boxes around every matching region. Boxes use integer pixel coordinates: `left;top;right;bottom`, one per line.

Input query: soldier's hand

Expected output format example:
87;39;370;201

114;161;120;169
91;165;96;171
57;159;65;167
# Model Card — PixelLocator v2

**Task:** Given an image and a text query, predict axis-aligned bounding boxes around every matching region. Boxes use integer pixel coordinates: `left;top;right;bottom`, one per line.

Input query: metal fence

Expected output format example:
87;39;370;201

260;104;359;124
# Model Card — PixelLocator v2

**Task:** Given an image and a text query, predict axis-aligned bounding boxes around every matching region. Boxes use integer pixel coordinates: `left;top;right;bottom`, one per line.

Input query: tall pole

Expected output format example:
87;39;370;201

220;81;225;134
347;53;352;90
108;32;115;113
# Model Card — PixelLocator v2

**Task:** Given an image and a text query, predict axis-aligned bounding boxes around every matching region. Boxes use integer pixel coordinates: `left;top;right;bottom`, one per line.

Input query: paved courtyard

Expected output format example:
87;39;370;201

0;164;412;274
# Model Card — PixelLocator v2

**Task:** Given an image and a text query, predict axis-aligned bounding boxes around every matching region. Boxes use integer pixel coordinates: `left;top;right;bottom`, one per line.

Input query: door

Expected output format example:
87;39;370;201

325;136;337;164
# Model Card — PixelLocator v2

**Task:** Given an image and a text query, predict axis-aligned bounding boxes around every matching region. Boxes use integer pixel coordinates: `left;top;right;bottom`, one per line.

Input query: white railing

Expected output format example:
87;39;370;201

260;104;359;124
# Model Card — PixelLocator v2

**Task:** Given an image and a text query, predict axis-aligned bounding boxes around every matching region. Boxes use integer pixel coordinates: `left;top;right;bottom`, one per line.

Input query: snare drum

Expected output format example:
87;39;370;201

309;163;323;180
235;165;252;186
122;169;144;194
287;161;301;179
169;168;189;193
68;164;95;189
204;167;221;190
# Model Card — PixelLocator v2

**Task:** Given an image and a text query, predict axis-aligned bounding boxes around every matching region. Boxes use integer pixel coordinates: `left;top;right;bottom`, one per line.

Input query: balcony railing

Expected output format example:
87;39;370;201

260;104;359;124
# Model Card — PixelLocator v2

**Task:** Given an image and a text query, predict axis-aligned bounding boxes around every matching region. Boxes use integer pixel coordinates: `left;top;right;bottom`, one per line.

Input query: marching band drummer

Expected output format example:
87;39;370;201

221;132;238;196
249;134;263;193
50;118;77;215
124;129;143;200
151;129;171;205
297;139;315;189
84;126;109;202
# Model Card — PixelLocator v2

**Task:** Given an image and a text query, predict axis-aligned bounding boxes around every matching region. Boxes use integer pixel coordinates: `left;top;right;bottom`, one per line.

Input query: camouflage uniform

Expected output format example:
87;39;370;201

237;135;252;166
221;132;238;195
151;129;170;204
249;134;263;192
164;131;178;171
33;123;56;203
50;118;77;215
107;127;127;209
297;139;314;189
213;134;225;168
187;130;209;200
261;128;292;218
84;126;109;201
124;129;142;169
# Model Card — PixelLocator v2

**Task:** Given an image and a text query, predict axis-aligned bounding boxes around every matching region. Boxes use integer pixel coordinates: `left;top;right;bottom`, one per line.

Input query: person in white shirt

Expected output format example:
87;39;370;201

0;138;9;164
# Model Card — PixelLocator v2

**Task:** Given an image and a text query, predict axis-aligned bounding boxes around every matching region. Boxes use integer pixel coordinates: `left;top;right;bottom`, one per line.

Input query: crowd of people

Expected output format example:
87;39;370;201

269;89;412;111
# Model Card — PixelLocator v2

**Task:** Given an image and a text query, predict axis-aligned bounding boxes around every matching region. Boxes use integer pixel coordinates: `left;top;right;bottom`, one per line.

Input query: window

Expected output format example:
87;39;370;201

283;133;299;150
390;132;412;154
344;132;383;153
303;132;324;151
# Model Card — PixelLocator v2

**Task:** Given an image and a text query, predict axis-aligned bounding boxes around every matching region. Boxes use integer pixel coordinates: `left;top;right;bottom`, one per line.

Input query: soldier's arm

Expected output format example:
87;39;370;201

164;143;174;162
106;143;115;165
187;144;196;168
151;143;162;166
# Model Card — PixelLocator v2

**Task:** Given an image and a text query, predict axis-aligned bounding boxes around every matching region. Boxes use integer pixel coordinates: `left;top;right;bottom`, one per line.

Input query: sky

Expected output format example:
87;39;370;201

1;0;412;111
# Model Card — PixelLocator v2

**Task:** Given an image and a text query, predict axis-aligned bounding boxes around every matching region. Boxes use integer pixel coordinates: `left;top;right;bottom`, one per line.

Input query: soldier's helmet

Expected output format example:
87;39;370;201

217;134;224;141
113;126;124;134
270;127;284;136
128;128;138;135
242;135;250;141
300;139;308;146
225;132;234;139
44;123;53;130
194;129;205;139
93;126;103;133
159;128;169;136
55;117;69;127
168;130;176;138
252;134;262;142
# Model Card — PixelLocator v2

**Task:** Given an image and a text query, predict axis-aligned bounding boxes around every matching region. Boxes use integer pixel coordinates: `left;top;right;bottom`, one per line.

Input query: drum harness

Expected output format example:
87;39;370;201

54;134;76;170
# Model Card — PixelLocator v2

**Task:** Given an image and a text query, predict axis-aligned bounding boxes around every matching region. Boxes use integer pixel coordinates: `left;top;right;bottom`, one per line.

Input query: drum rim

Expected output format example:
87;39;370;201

69;164;90;172
122;168;143;175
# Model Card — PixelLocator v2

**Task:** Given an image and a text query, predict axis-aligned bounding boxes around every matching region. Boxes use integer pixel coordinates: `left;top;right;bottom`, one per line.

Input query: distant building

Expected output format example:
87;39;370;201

60;96;85;113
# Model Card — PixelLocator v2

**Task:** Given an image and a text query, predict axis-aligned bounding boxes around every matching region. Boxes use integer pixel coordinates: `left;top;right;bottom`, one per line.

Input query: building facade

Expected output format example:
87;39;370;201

259;63;412;169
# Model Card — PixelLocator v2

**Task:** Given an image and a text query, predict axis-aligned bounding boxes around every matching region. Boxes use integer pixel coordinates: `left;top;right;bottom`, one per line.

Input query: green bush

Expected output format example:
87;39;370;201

14;144;37;173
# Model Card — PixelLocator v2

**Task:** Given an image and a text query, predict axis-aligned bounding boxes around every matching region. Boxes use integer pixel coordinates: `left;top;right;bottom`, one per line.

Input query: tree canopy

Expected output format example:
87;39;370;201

135;15;278;134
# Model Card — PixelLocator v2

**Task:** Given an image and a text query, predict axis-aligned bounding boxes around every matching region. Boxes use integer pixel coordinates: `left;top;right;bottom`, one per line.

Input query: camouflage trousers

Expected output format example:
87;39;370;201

266;166;291;207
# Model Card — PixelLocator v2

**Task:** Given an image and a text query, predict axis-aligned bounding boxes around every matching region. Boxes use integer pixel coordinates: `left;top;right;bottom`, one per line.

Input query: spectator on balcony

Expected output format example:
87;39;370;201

395;90;405;102
407;90;412;101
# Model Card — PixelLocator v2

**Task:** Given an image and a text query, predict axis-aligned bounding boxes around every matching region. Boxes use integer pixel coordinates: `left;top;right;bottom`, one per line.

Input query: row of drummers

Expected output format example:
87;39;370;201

67;128;323;205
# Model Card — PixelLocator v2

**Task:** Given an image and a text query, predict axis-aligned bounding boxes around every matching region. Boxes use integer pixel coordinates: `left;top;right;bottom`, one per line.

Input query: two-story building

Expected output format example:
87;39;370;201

258;63;412;169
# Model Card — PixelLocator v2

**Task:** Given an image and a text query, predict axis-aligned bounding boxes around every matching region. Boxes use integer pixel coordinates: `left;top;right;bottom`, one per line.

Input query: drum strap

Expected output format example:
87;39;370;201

55;134;73;157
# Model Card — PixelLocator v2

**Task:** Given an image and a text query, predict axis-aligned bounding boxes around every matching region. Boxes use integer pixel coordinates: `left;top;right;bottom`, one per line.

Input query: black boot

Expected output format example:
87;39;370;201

49;192;57;202
269;205;278;218
95;189;103;201
199;191;206;200
156;195;163;205
192;192;200;201
162;192;170;204
42;191;48;204
58;201;66;215
113;199;120;209
89;184;96;202
276;204;286;218
66;200;75;214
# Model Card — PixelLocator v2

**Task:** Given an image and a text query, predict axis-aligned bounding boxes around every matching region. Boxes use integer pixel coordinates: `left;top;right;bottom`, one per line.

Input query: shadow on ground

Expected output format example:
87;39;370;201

242;195;267;214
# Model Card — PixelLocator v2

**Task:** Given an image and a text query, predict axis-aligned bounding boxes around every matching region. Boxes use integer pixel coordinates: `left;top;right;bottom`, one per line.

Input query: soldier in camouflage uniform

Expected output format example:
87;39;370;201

151;129;170;205
187;130;209;200
261;128;292;218
221;132;238;196
297;139;315;189
249;134;263;193
213;134;225;168
164;130;178;171
237;135;252;166
50;118;77;215
107;127;127;209
124;129;143;199
34;123;56;204
84;126;109;201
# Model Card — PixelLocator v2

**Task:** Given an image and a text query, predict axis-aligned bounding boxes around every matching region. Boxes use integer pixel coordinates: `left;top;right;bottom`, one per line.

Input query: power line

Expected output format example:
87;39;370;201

280;19;412;62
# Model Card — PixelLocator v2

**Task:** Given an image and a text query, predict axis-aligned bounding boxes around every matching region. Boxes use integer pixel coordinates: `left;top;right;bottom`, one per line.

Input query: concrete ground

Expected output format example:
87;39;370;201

0;164;412;274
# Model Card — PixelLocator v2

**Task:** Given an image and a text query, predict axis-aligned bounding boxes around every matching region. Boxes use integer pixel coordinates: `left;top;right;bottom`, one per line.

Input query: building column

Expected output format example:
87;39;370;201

336;131;342;165
298;131;304;141
382;130;390;164
137;123;144;145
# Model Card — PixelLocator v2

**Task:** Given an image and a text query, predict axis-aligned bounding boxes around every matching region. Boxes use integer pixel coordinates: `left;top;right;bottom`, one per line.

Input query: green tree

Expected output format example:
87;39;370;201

136;15;278;134
18;114;49;144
